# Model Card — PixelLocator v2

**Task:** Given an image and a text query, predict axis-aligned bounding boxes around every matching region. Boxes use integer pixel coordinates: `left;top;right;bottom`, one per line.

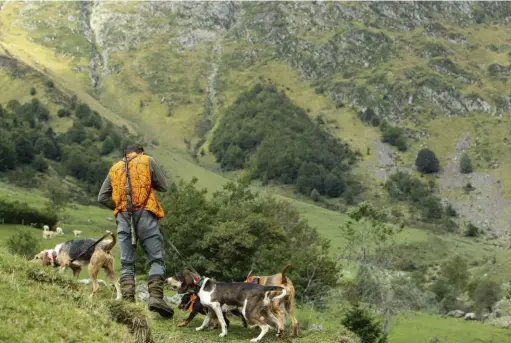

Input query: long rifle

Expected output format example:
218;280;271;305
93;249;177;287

124;151;137;247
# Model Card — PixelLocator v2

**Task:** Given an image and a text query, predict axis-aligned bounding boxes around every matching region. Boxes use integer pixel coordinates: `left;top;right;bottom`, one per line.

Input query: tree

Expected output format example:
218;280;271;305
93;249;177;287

420;195;444;220
470;279;501;315
440;255;469;293
45;178;69;216
15;137;34;164
58;108;70;117
415;148;440;174
67;122;86;143
101;137;116;156
460;153;473;174
310;188;321;201
30;87;37;96
0;134;17;171
159;178;340;306
340;202;419;335
34;137;59;160
341;305;384;343
7;99;20;111
324;172;345;197
32;155;48;172
75;103;91;119
221;145;245;170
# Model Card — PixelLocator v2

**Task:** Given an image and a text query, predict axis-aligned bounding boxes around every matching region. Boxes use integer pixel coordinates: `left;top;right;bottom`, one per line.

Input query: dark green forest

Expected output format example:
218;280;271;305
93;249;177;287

211;84;360;201
0;93;137;196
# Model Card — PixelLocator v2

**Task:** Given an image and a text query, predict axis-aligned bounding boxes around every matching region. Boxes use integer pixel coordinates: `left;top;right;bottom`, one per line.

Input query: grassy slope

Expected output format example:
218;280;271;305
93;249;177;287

1;246;511;343
0;248;135;343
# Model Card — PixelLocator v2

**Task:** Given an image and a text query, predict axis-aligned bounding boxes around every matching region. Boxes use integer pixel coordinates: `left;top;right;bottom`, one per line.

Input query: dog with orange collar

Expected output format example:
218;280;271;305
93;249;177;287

167;273;248;329
169;269;287;342
32;231;122;300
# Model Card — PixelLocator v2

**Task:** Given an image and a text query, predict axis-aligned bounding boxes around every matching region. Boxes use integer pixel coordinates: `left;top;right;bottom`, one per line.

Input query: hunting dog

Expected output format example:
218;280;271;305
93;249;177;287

33;231;121;300
167;273;248;329
172;269;287;342
245;264;298;337
73;230;82;238
42;230;58;239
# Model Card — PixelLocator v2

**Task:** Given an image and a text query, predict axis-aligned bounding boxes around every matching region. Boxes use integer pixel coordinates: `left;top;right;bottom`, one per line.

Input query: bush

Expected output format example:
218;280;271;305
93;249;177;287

221;145;245;170
420;195;444;220
444;203;457;217
101;137;116;156
416;148;440;174
15;137;34;164
441;255;469;293
341;305;383;343
469;279;501;314
57;108;71;118
465;223;479;237
310;188;321;201
6;231;39;259
460;153;473;174
30;87;36;96
0;200;58;227
32;155;48;172
382;126;407;151
160;178;340;305
75;103;91;119
45;80;54;89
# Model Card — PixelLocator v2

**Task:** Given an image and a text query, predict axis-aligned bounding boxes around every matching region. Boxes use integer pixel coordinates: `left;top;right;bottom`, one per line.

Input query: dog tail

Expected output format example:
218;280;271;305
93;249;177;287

102;230;116;252
281;264;291;284
263;286;287;306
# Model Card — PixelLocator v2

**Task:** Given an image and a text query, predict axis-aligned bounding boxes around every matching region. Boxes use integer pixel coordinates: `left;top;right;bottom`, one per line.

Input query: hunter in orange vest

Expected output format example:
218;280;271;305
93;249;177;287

97;144;173;319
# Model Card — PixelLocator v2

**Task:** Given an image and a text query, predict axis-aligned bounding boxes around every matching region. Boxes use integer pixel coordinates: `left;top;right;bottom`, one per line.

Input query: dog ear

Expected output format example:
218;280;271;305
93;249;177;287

41;252;51;266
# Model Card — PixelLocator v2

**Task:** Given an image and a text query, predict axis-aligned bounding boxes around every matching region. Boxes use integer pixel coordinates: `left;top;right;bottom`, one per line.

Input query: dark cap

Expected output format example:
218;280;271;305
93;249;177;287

125;143;144;154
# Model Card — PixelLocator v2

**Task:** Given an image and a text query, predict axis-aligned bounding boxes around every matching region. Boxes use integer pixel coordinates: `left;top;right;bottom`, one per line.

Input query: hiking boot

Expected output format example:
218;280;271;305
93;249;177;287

148;276;174;319
120;277;136;303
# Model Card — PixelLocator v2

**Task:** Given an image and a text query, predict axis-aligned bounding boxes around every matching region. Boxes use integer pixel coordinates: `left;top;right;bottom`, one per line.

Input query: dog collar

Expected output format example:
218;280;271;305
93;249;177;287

50;250;59;267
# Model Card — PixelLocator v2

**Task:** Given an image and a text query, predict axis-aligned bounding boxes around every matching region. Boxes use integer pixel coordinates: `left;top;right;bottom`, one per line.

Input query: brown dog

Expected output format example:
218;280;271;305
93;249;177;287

33;231;122;300
245;264;298;337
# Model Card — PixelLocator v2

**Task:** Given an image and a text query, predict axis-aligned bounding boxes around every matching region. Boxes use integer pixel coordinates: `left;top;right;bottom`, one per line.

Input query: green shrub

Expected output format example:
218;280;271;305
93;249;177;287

382;126;407;151
310;188;321;202
101;137;116;156
160;178;340;305
416;148;440;174
469;279;501;314
221;145;245;170
57;108;70;117
341;305;383;343
460;153;473;174
444;203;457;217
6;231;40;259
30;87;36;96
32;155;48;172
45;80;54;89
465;223;479;237
0;200;58;227
441;255;469;293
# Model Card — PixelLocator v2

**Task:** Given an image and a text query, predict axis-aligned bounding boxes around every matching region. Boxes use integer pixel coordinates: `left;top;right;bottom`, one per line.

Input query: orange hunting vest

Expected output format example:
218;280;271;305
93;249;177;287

109;153;165;219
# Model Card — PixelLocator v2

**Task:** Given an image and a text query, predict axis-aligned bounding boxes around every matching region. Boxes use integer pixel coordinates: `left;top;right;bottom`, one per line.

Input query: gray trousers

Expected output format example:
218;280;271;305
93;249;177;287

116;210;165;280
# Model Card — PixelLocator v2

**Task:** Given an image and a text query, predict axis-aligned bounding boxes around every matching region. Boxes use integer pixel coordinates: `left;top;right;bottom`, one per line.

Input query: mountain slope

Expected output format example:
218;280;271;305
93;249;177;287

2;2;511;236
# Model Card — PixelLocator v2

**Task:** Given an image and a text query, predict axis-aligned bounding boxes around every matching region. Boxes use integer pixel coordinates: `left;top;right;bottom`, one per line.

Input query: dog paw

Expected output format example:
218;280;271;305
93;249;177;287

250;339;260;343
177;322;188;327
219;332;228;338
196;327;204;331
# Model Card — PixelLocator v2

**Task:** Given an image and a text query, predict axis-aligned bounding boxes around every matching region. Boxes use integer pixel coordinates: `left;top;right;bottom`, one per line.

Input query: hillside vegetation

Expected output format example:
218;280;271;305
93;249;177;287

211;83;358;201
3;2;511;342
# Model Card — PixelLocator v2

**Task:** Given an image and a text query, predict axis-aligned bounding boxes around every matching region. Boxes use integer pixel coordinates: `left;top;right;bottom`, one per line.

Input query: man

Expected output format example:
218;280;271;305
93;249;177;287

97;144;173;319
